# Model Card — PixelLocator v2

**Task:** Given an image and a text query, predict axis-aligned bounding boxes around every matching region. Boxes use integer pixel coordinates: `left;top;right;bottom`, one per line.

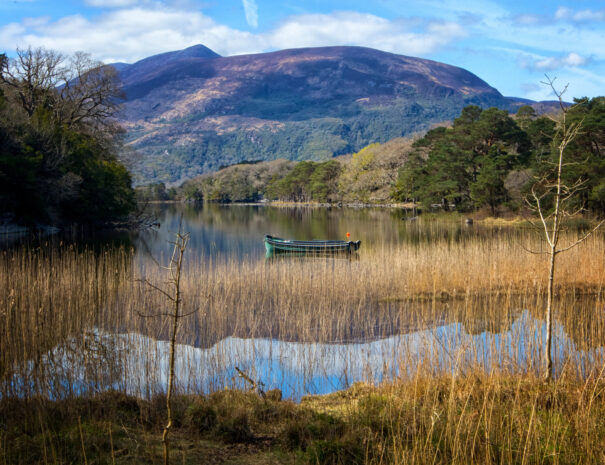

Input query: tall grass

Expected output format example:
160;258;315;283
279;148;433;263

1;228;604;463
1;228;603;399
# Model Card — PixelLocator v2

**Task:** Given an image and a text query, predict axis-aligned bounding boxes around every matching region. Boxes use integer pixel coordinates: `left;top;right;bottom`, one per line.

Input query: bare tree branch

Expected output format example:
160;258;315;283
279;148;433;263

526;76;604;382
556;219;605;254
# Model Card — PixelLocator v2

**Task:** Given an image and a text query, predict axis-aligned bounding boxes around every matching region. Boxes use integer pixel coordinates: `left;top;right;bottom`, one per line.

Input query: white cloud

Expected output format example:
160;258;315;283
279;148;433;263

22;16;50;28
0;7;466;63
242;0;258;28
520;67;605;102
85;0;142;7
511;14;546;26
0;7;259;62
268;12;466;56
554;7;572;20
533;52;588;70
475;9;605;61
84;0;139;8
514;48;589;71
555;7;605;22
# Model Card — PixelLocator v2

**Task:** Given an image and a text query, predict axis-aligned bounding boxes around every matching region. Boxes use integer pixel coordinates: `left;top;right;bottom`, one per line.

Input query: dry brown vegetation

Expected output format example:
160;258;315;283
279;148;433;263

336;138;414;203
1;224;604;463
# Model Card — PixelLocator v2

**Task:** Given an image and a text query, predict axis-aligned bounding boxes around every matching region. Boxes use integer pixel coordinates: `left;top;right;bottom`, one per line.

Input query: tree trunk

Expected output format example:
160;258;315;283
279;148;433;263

545;245;556;381
162;233;186;465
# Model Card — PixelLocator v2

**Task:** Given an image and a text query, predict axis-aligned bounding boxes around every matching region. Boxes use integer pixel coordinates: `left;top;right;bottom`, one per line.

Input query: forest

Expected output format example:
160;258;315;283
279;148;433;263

176;98;605;216
3;46;603;224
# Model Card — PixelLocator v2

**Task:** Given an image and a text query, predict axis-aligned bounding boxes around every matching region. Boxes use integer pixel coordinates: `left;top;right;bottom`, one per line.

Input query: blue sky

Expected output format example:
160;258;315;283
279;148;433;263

1;0;603;100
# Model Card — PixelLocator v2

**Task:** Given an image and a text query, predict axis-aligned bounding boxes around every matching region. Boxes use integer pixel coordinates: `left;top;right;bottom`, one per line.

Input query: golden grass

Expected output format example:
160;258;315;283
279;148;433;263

1;230;604;396
2;373;604;464
0;228;604;463
0;228;605;464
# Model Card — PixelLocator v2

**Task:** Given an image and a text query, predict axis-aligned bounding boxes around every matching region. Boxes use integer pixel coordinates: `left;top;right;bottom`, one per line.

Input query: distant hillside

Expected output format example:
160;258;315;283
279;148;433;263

174;137;414;205
115;45;553;185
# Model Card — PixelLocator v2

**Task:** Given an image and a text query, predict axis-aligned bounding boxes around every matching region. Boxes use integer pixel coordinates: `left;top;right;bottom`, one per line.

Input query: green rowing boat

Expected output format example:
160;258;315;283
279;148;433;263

264;234;361;257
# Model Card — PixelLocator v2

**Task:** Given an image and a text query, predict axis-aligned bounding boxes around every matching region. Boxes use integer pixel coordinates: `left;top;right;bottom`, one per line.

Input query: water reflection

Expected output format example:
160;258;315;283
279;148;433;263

10;311;604;401
3;204;603;402
1;203;532;260
136;203;527;261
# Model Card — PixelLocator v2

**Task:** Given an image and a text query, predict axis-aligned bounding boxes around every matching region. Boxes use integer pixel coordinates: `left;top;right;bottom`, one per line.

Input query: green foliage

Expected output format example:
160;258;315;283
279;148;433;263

0;49;135;226
182;159;295;203
395;105;540;212
309;160;342;202
470;147;509;215
136;182;177;202
129;95;496;185
267;161;318;201
263;160;342;202
392;151;424;202
338;143;383;202
565;97;605;213
176;100;605;216
180;181;204;202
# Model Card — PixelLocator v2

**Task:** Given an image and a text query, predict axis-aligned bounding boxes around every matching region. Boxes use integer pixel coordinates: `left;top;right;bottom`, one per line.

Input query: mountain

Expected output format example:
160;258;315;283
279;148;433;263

115;45;542;185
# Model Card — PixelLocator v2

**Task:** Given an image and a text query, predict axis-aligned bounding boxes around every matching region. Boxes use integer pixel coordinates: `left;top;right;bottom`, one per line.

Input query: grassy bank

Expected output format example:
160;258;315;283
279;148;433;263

2;371;605;464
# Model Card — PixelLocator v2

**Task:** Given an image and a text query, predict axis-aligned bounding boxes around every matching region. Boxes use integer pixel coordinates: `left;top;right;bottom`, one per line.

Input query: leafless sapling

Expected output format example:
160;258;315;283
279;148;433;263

526;76;604;381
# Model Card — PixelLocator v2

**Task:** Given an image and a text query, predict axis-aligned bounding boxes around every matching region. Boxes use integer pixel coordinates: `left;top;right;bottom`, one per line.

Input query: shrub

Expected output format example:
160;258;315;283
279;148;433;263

185;397;217;433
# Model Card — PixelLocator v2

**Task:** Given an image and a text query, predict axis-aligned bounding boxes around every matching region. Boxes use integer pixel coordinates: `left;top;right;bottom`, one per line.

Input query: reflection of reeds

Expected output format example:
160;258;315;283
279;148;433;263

1;230;604;400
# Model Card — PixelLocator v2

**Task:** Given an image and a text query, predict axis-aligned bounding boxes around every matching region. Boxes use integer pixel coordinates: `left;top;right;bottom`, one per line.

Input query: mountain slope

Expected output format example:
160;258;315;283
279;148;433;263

115;45;533;185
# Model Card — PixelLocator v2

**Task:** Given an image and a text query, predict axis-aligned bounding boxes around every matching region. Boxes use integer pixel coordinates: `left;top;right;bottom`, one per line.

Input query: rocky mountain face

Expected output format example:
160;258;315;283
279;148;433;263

115;45;537;185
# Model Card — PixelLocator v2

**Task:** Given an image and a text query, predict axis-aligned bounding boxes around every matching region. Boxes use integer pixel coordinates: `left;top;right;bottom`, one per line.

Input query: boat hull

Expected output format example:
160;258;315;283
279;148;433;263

264;235;361;257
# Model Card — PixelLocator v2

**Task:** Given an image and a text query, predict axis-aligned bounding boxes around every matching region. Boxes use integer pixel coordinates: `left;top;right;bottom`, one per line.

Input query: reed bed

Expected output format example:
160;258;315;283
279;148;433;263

1;228;605;463
1;229;603;397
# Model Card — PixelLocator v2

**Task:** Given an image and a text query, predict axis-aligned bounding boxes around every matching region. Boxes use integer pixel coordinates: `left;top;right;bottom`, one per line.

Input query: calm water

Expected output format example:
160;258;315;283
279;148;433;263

134;203;515;261
13;311;604;400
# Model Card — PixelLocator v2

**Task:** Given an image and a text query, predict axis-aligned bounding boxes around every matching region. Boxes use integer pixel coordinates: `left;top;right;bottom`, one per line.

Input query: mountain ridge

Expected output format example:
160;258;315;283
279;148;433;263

114;44;554;185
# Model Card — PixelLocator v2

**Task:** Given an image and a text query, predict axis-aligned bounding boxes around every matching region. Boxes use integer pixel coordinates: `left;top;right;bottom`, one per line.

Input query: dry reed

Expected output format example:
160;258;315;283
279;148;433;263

1;228;603;399
0;227;604;463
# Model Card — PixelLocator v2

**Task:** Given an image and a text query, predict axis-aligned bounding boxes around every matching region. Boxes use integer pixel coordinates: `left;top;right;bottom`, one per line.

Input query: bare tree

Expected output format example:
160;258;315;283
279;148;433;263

139;224;190;465
0;47;122;130
58;52;123;129
0;47;64;117
527;76;604;381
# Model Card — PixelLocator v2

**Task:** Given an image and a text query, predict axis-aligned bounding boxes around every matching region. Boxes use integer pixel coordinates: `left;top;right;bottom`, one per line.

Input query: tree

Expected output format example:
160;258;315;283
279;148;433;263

400;106;529;212
563;97;605;214
416;139;473;210
309;160;341;202
515;105;537;131
470;147;508;215
139;224;190;465
0;47;134;226
267;161;316;201
527;77;604;381
0;47;64;117
1;47;122;130
338;143;380;202
391;151;424;203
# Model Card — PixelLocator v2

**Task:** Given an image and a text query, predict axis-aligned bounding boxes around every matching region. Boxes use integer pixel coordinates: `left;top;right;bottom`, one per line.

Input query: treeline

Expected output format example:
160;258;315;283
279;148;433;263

174;99;604;215
0;48;135;227
395;101;605;214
